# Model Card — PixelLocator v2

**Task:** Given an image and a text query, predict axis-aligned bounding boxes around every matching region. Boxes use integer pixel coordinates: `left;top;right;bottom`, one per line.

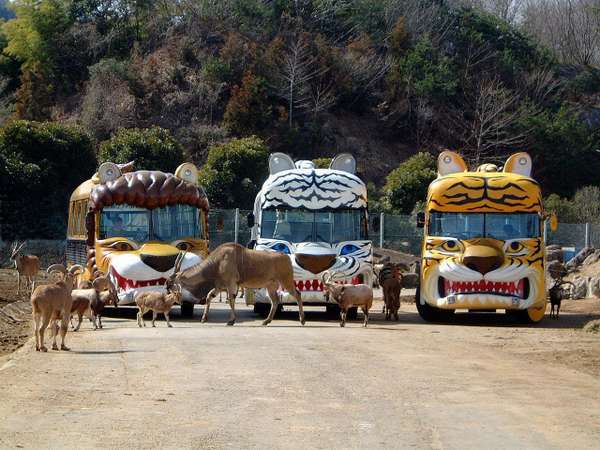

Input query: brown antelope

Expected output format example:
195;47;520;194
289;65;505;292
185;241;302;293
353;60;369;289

170;243;304;326
10;241;40;295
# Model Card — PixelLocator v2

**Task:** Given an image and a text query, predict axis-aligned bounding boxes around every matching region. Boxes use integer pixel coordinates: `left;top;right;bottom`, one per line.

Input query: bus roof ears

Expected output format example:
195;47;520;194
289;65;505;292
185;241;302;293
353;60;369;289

175;163;199;185
329;153;356;174
269;153;296;174
503;152;532;177
437;150;467;177
98;162;122;184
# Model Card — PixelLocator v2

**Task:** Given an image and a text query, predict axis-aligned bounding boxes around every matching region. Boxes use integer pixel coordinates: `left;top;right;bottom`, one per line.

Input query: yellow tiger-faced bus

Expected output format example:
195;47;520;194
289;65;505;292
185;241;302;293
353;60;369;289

416;151;555;323
66;161;210;317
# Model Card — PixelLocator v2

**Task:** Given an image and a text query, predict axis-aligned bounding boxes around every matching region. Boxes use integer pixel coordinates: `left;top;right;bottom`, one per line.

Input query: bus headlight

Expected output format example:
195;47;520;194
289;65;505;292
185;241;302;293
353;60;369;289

340;244;359;255
272;243;291;254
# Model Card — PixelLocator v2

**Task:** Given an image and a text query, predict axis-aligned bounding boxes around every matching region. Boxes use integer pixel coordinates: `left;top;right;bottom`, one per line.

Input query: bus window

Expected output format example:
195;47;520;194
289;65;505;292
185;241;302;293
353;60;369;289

100;206;150;241
152;205;201;241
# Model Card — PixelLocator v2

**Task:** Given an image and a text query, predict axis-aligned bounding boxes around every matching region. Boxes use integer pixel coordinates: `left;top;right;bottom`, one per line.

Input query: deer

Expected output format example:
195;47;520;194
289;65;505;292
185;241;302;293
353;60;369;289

10;241;40;295
170;243;304;326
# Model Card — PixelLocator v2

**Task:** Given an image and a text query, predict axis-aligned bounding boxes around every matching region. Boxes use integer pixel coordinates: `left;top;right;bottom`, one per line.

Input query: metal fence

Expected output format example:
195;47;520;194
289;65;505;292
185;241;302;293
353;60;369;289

1;210;597;267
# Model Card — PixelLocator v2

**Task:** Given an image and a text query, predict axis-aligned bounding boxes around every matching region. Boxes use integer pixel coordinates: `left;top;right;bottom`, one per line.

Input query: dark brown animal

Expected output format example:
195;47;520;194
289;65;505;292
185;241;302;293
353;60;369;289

379;264;402;320
171;243;304;326
549;280;574;319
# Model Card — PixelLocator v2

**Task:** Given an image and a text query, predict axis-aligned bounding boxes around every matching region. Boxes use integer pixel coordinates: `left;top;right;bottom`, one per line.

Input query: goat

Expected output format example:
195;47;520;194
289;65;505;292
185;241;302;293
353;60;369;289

379;263;403;320
70;277;112;331
89;277;118;329
322;271;373;327
135;278;182;328
171;243;304;326
31;264;83;352
10;241;40;295
549;279;575;319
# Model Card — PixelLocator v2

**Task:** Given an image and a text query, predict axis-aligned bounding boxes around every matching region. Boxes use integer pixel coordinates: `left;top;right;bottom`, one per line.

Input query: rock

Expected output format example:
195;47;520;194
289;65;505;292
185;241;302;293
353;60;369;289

546;248;563;263
566;247;594;271
571;276;589;299
583;319;600;334
547;260;566;280
590;277;600;299
402;273;419;289
582;250;600;266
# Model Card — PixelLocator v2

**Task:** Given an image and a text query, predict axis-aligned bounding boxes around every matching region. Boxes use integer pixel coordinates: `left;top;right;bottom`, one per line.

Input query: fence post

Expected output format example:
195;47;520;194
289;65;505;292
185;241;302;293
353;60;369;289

543;219;548;244
234;208;240;244
585;222;590;248
379;212;384;248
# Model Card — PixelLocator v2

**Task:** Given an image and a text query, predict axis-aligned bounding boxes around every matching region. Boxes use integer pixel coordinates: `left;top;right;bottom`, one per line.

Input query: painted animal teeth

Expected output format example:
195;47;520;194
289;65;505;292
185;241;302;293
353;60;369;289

443;278;525;297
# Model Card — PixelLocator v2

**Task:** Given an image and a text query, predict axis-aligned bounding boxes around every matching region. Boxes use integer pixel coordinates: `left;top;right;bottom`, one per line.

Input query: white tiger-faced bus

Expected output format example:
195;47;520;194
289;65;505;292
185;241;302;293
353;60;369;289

247;153;373;316
66;161;210;317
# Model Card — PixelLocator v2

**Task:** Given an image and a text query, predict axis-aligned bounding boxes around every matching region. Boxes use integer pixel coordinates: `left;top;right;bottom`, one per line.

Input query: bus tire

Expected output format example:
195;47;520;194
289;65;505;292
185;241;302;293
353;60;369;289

180;301;194;318
415;287;454;322
253;302;270;318
511;304;546;324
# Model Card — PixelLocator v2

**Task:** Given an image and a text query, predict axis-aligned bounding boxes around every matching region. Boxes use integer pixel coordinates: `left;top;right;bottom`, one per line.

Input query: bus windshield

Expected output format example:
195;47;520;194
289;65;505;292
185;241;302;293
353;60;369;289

428;212;540;240
261;208;367;243
100;204;202;241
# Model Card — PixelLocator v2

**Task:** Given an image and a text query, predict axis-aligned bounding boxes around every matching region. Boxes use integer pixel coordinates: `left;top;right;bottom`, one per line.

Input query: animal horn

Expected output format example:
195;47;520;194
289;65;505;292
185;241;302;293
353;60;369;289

174;251;187;274
47;264;66;274
68;264;84;275
321;271;332;284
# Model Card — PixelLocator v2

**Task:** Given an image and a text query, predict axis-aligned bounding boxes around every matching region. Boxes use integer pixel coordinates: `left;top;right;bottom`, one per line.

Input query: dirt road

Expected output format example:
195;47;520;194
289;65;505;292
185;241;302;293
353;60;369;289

1;301;599;449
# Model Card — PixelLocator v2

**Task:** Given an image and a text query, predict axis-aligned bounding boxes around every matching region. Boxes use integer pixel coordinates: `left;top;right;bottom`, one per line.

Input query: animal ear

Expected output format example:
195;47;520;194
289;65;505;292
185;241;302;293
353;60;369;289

329;153;356;174
98;162;122;184
437;151;467;176
175;163;199;185
503;152;532;177
269;153;296;174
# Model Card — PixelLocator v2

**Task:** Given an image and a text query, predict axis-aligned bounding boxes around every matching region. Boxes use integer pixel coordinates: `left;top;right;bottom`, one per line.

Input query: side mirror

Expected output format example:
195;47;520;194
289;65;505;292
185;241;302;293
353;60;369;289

549;212;558;232
247;213;255;228
416;212;425;228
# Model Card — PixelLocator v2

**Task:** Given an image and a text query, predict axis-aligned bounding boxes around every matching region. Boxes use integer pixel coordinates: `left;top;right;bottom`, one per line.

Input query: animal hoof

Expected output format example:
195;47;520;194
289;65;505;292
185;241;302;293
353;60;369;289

40;346;48;352
300;319;306;326
262;320;271;326
52;344;59;351
61;345;70;351
339;323;344;327
167;324;173;328
226;320;235;326
201;318;207;323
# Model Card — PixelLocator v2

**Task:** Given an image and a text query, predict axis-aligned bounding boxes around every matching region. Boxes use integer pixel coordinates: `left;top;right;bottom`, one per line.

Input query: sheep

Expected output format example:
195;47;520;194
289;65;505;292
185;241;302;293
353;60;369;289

10;241;40;295
135;279;182;328
321;271;373;327
31;264;83;352
379;263;403;321
69;277;112;331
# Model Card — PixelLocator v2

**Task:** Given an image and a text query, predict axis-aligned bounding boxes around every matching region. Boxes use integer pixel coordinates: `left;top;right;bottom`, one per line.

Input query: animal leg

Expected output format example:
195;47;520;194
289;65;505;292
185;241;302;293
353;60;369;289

202;289;218;323
165;311;172;328
51;319;59;351
16;272;20;296
152;311;157;327
227;291;237;326
33;312;40;351
38;315;51;352
136;308;142;327
59;314;70;351
262;286;280;326
295;289;305;326
362;307;369;327
75;312;83;332
556;302;560;319
339;310;346;327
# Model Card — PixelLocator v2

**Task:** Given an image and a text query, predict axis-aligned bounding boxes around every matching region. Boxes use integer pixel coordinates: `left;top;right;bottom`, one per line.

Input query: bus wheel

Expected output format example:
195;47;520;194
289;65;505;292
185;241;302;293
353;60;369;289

415;287;454;322
180;302;194;318
253;302;270;318
513;303;546;324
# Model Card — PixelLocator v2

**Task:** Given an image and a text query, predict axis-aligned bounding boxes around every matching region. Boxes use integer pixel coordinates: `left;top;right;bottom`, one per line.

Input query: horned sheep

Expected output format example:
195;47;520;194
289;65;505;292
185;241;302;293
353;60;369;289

322;271;373;327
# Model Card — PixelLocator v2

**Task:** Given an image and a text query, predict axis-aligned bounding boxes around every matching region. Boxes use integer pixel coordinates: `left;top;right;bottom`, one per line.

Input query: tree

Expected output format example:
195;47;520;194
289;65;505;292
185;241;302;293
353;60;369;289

223;71;272;136
98;127;183;173
383;152;436;214
0;120;95;239
198;136;269;209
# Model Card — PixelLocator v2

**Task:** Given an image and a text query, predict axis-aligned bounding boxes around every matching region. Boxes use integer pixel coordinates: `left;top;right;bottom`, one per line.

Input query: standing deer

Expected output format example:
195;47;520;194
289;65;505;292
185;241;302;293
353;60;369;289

10;241;40;295
170;243;305;326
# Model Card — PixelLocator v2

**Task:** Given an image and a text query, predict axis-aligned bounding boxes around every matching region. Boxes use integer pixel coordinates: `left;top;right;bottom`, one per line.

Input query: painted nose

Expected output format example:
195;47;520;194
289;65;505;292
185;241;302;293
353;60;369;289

462;245;504;275
140;254;178;273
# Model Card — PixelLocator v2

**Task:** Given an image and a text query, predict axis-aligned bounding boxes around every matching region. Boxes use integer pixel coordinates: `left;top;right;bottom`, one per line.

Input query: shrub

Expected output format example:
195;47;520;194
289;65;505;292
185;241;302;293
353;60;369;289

0;120;95;238
98;127;183;173
198;136;269;209
313;157;332;168
223;72;272;136
383;152;436;214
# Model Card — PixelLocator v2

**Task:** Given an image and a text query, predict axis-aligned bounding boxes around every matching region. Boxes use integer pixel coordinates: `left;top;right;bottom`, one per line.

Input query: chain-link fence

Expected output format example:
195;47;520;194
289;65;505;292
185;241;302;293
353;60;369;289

1;210;597;266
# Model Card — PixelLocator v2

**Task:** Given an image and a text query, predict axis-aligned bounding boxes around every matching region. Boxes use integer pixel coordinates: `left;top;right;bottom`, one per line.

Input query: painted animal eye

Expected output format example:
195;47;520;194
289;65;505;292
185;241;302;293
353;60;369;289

506;241;525;254
440;240;460;252
108;241;135;252
176;241;192;251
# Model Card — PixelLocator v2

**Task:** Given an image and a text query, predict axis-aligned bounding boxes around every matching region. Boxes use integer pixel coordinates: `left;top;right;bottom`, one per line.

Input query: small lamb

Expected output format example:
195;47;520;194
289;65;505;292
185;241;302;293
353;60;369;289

322;271;373;327
135;280;182;328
